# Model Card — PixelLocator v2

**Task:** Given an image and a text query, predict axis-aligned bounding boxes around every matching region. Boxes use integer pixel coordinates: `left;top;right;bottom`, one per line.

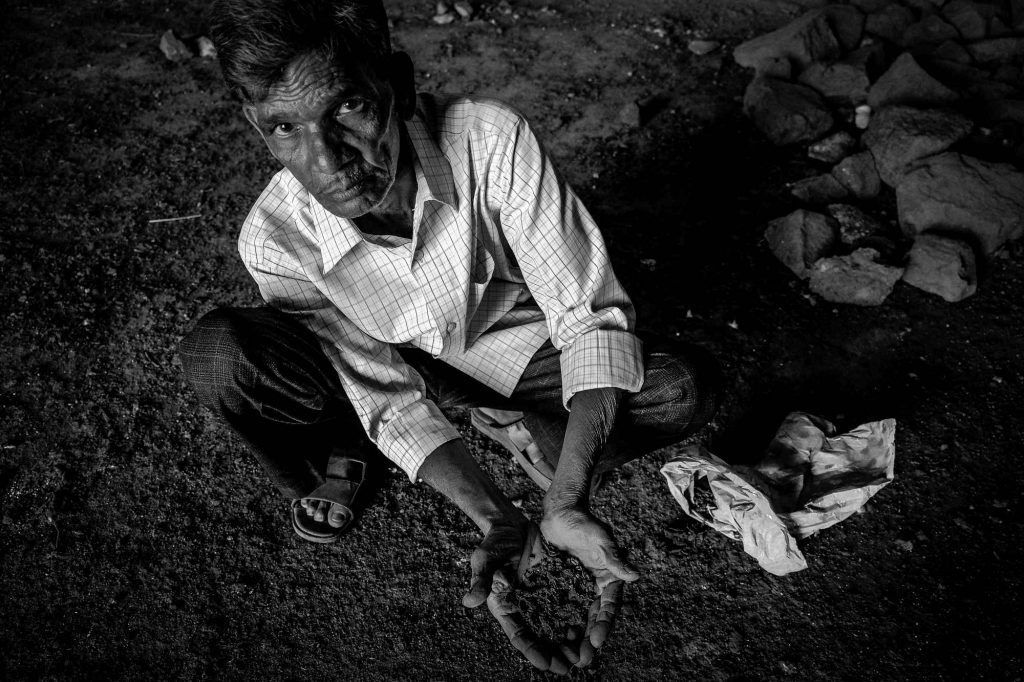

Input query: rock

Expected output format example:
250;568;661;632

808;130;858;163
902;15;960;47
743;76;835;146
966;80;1019;101
1013;0;1024;30
992;64;1022;86
850;0;890;13
843;43;888;80
902;233;978;301
197;36;217;59
867;52;960;109
734;10;841;73
765;209;840;279
432;11;456;24
989;15;1014;37
903;0;948;14
926;39;973;64
896;152;1024;254
865;4;916;44
828;203;887;245
863;106;972;186
809;248;904;306
618;101;642;128
791;174;851;203
822;5;866;52
966;37;1024;63
832;151;883;198
981;99;1024;125
942;0;989;41
688;39;721;56
159;29;193;62
453;1;473;19
798;60;871;106
758;57;795;79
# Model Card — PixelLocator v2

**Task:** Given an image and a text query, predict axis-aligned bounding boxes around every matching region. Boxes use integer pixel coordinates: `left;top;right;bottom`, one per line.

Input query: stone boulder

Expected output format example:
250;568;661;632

924;39;973;64
942;0;990;41
863;105;973;186
902;233;978;301
828;203;888;245
799;60;872;107
791;174;850;203
809;248;905;306
744;76;835;145
824;5;867;52
866;4;916;44
867;52;960;109
765;209;839;278
896;152;1024;254
832;151;883;198
734;10;842;73
808;130;858;163
966;37;1024;63
902;15;961;47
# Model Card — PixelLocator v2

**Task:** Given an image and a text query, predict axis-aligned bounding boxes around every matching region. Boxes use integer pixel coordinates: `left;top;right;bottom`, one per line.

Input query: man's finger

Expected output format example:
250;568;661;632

463;554;497;608
588;580;624;648
487;571;569;674
577;596;601;667
558;626;583;666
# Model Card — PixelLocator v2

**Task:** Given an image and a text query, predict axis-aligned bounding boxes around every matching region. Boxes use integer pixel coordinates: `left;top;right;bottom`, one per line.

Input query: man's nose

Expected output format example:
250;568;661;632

308;127;353;175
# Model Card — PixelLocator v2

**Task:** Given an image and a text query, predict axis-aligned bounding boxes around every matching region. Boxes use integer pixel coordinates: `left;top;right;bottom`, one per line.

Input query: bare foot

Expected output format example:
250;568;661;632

298;499;348;527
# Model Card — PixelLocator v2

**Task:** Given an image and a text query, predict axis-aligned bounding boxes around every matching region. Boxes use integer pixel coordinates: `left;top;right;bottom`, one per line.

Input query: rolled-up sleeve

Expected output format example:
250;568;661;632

246;244;461;482
494;113;644;405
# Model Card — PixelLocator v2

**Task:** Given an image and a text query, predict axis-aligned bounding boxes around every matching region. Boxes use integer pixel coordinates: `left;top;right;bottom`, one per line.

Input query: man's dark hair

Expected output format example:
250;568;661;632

210;0;391;103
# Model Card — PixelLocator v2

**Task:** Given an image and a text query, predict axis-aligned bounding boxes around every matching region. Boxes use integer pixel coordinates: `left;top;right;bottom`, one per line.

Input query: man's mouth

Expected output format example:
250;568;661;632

321;175;370;203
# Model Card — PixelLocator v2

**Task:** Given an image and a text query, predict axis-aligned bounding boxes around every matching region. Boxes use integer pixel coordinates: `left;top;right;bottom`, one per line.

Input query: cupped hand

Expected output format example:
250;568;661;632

540;507;640;666
462;519;545;608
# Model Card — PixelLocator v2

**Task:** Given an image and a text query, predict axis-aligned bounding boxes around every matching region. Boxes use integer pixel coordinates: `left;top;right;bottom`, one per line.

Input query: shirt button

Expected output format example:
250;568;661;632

446;322;457;334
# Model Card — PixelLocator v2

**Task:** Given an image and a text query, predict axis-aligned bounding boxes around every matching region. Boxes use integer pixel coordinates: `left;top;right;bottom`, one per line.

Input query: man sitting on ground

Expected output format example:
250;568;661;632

180;0;720;672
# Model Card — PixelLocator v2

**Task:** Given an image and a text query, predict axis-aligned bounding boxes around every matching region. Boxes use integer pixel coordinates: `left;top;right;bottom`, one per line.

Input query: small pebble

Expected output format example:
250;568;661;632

687;39;721;56
197;36;216;59
855;104;872;130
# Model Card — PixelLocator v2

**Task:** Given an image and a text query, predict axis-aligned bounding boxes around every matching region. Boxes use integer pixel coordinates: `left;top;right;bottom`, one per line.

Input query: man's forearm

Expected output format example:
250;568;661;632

544;387;624;513
417;438;526;533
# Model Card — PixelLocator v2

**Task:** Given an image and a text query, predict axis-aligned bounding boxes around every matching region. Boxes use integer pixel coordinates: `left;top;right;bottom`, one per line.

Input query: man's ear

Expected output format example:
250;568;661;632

242;104;262;133
387;51;416;120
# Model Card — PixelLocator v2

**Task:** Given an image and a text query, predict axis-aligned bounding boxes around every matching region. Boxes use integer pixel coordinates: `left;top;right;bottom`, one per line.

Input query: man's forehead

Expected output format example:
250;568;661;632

256;52;380;112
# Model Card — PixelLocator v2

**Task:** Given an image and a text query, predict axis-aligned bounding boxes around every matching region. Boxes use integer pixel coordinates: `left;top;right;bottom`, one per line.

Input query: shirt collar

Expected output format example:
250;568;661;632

308;111;458;274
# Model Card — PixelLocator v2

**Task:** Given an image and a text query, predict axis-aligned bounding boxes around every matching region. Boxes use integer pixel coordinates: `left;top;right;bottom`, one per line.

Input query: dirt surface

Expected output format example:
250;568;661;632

2;0;1023;679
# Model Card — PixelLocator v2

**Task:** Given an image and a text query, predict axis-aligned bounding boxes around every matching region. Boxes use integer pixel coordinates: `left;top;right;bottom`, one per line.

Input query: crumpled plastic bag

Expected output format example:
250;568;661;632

660;412;896;576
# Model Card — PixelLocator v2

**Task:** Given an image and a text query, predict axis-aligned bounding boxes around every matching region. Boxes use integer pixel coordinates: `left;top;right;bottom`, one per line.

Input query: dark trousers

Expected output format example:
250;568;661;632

178;307;721;499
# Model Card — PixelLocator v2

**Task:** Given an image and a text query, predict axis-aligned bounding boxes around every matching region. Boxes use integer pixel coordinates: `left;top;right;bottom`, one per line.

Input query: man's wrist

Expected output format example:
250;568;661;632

542;484;588;517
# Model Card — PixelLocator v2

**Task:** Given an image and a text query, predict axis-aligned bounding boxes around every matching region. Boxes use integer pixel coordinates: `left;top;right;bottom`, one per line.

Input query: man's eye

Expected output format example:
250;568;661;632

272;122;296;137
336;99;365;116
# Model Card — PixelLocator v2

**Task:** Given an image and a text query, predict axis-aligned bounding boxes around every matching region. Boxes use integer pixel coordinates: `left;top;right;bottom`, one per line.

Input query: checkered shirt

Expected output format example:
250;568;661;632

239;94;644;481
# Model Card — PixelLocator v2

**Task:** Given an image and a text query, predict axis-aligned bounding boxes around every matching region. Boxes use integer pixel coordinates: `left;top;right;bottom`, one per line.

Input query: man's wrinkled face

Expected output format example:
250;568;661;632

244;52;400;218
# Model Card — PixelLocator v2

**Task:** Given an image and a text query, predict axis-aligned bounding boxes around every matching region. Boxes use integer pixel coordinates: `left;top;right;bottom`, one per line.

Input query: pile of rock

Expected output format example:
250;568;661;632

736;0;1024;304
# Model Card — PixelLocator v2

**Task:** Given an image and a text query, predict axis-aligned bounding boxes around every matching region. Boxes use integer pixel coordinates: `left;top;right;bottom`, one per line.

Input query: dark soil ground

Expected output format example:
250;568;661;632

2;0;1023;680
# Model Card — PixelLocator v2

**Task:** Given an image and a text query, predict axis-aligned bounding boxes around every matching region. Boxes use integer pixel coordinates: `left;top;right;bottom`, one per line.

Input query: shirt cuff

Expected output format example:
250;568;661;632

377;399;462;482
560;329;645;408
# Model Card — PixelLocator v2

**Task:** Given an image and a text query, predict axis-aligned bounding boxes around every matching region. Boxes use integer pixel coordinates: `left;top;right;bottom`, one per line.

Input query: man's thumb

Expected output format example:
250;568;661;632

604;548;641;582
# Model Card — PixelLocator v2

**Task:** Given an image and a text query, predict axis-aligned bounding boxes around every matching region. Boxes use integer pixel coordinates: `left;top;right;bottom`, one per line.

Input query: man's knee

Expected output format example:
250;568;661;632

639;345;723;436
178;307;254;405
